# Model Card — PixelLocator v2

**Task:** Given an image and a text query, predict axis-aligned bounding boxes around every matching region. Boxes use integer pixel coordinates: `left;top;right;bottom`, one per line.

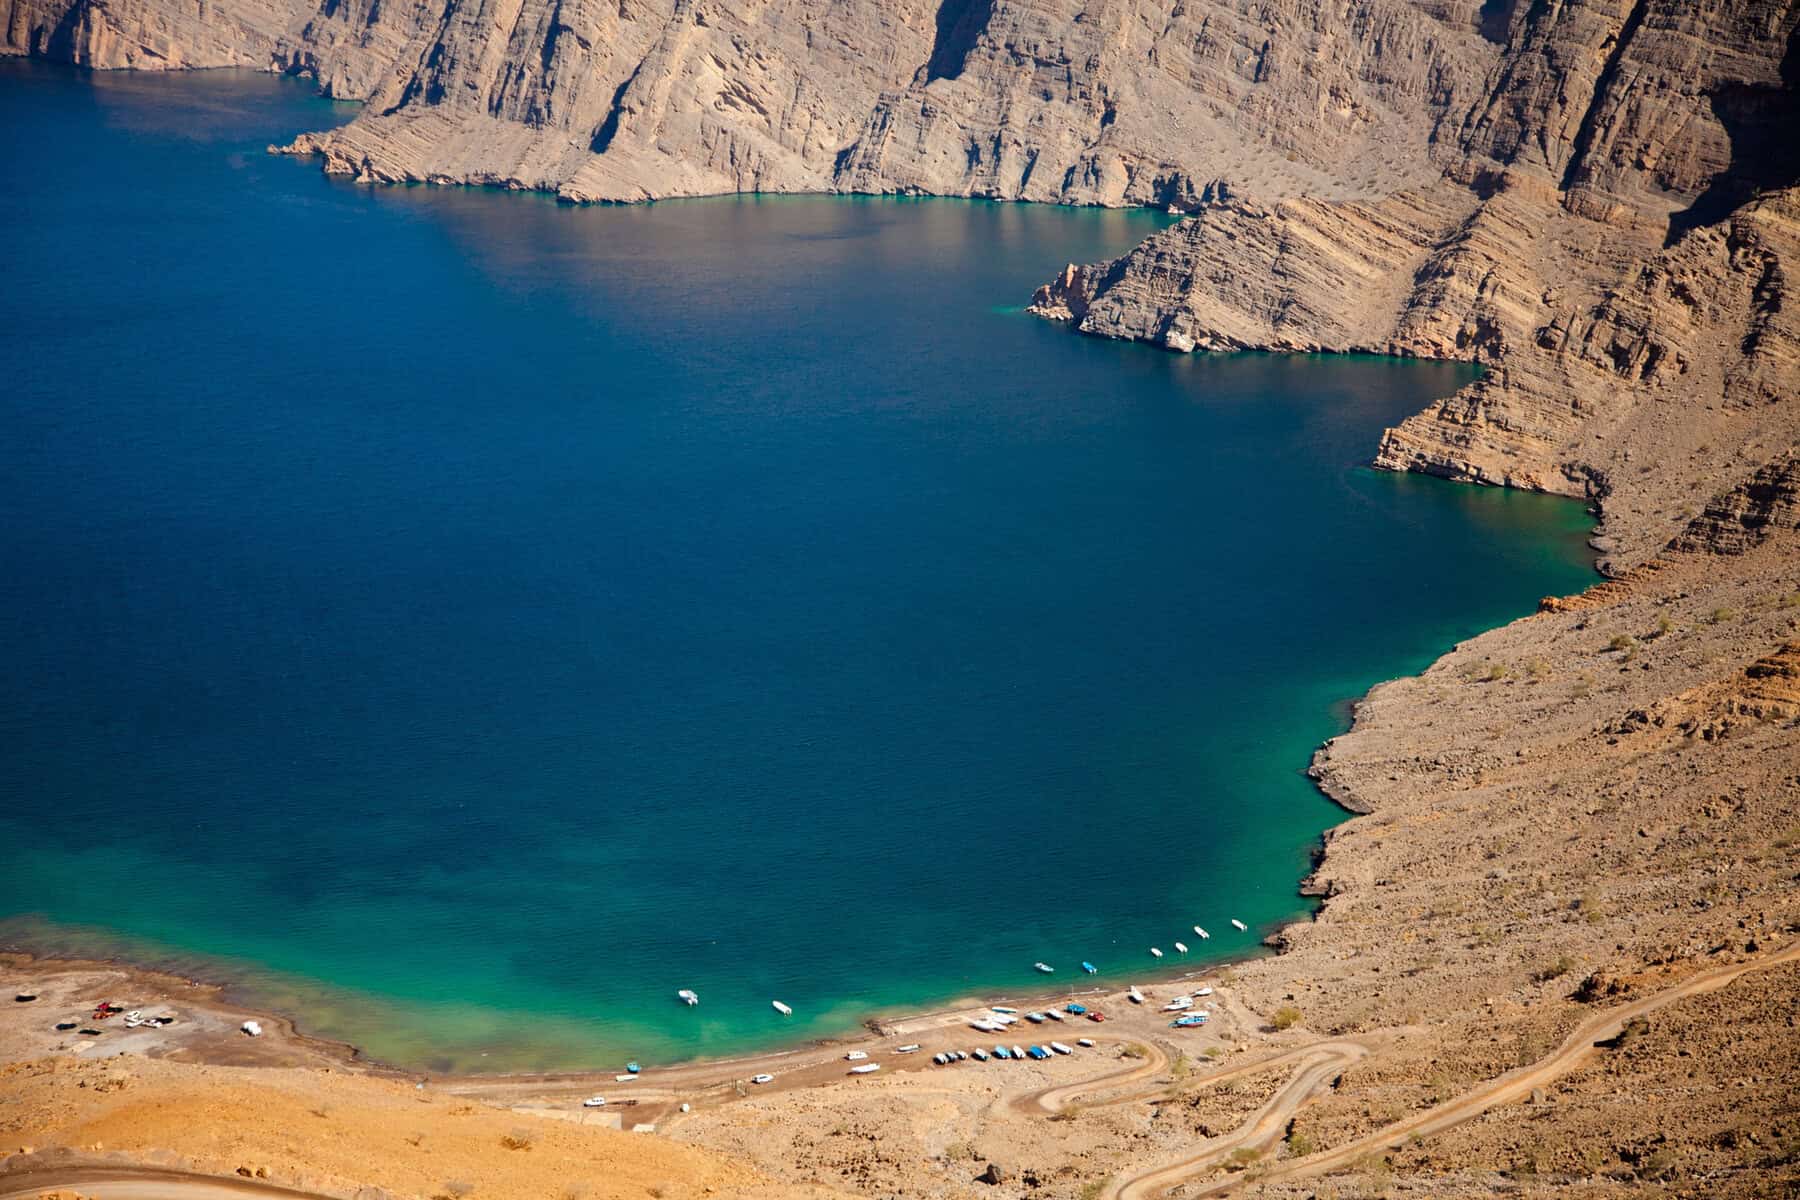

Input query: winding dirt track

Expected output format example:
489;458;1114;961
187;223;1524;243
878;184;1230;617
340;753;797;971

0;1166;334;1200
1011;1040;1170;1115
1107;940;1800;1199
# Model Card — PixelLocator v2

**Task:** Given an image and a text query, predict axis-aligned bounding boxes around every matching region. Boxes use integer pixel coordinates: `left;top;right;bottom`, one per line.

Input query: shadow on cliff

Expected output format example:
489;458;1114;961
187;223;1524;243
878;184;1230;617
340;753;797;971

923;0;996;82
1666;21;1800;246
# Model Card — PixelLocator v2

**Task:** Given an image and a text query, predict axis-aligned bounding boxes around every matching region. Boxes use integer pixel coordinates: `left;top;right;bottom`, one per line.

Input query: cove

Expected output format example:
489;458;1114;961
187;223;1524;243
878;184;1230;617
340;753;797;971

0;61;1597;1073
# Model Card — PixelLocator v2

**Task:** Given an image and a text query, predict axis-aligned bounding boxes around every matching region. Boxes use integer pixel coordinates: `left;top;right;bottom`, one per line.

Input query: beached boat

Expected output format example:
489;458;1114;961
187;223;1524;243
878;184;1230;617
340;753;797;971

1194;986;1213;996
993;1045;1011;1059
1174;941;1188;954
1171;1015;1209;1028
1230;918;1248;931
1128;987;1144;1004
1162;997;1192;1012
240;1021;263;1038
1081;961;1097;974
971;1018;1000;1032
992;1006;1018;1014
771;1001;792;1016
1050;1041;1072;1055
1149;947;1163;958
849;1064;880;1075
1065;1003;1086;1015
991;1012;1018;1026
844;1050;869;1061
1025;1012;1045;1023
625;1061;640;1074
1034;962;1053;973
972;1048;990;1061
677;989;699;1005
1042;1008;1064;1021
614;1075;639;1083
895;1044;921;1054
1194;926;1210;939
1077;1037;1096;1047
1011;1045;1027;1060
582;1096;607;1107
1027;1046;1050;1060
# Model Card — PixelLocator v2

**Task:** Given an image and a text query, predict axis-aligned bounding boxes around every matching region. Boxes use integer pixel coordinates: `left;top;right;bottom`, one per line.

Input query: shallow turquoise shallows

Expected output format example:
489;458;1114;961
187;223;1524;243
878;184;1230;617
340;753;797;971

0;61;1597;1073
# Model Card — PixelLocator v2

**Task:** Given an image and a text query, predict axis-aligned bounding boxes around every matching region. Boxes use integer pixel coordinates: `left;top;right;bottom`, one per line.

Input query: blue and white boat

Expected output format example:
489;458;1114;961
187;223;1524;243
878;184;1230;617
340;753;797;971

1034;962;1054;974
993;1045;1011;1059
1081;962;1097;974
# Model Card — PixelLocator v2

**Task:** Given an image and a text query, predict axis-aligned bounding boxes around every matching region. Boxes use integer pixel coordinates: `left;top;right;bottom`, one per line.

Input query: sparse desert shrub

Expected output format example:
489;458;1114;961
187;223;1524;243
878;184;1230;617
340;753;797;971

1607;634;1636;653
1287;1129;1317;1157
1225;1147;1261;1171
1655;612;1674;637
1270;1006;1302;1031
1119;1044;1147;1060
500;1128;535;1151
1526;658;1550;679
1533;955;1576;983
1077;1181;1104;1200
1482;662;1509;682
1708;607;1736;624
439;1182;475;1200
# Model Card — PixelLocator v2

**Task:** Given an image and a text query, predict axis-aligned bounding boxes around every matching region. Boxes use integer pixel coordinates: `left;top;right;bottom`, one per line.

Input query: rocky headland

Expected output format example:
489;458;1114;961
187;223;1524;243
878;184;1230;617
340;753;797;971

5;0;1799;1194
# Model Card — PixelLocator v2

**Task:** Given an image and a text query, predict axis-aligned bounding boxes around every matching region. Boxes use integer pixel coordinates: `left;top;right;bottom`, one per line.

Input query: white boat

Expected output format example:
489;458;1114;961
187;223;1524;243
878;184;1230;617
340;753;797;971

771;1000;792;1016
1194;926;1210;939
845;1050;869;1061
1149;947;1163;958
849;1063;881;1075
1034;962;1053;973
1042;1008;1064;1021
991;1012;1018;1026
1194;986;1214;996
1049;1042;1073;1055
582;1096;607;1107
1230;919;1248;931
895;1044;921;1054
678;989;699;1005
1011;1045;1026;1059
1174;942;1188;954
751;1073;774;1085
1025;1012;1046;1023
1128;987;1144;1004
240;1020;263;1037
992;1006;1018;1014
1077;1037;1096;1048
614;1074;638;1083
971;1018;1001;1032
1162;997;1192;1012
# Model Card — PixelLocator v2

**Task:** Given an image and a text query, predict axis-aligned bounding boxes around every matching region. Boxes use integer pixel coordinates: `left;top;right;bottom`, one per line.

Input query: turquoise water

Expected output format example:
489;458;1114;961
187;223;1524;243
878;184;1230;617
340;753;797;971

0;61;1597;1073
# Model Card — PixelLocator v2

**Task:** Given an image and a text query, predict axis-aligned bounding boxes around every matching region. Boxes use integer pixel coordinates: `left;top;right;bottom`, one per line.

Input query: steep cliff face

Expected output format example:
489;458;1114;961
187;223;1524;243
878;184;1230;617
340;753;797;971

1033;0;1800;572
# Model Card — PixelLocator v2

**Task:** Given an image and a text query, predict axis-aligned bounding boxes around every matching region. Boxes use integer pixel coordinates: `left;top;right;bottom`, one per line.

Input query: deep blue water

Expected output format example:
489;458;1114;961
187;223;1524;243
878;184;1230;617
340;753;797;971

0;61;1597;1072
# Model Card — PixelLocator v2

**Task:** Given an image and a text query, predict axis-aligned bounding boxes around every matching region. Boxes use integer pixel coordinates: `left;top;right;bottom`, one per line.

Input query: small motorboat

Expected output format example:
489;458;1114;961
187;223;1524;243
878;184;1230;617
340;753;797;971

1081;962;1098;974
1149;947;1163;958
845;1050;869;1061
1034;962;1054;974
1171;1015;1209;1028
1026;1045;1050;1060
1128;987;1144;1004
1194;986;1214;996
1025;1012;1046;1023
991;1012;1018;1026
849;1064;881;1075
1011;1045;1027;1060
1230;919;1248;932
582;1096;607;1107
1049;1041;1072;1055
677;989;699;1005
1076;1037;1096;1048
1065;1003;1086;1015
992;1006;1018;1014
771;1001;792;1016
1174;942;1188;954
1194;926;1210;939
895;1044;921;1054
614;1074;639;1083
625;1061;641;1074
1162;997;1192;1012
993;1045;1011;1059
972;1048;990;1061
751;1073;774;1085
1042;1008;1064;1021
240;1020;263;1038
971;1018;1002;1032
933;1053;948;1065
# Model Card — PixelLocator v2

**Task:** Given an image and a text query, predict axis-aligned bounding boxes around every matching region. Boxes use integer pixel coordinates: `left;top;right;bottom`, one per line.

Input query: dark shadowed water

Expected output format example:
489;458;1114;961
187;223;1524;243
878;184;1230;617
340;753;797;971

0;61;1596;1071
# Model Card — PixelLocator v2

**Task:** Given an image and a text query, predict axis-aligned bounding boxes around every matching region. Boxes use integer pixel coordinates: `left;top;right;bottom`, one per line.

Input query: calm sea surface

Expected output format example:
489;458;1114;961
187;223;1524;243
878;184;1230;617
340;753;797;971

0;61;1596;1072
